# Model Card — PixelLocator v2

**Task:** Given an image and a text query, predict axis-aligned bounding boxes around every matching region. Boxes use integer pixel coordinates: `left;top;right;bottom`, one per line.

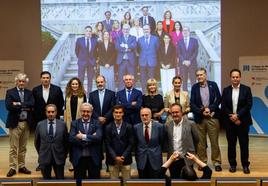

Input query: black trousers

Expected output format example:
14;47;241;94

40;158;64;179
138;159;160;179
169;158;186;179
226;123;250;167
74;156;100;179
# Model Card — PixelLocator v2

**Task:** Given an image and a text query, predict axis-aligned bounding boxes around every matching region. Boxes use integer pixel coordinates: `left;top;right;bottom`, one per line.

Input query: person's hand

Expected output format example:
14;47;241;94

105;64;110;68
98;117;106;125
131;101;137;106
185;152;197;161
171;151;181;161
153;112;161;118
203;107;211;117
76;131;84;140
234;119;241;126
229;113;239;122
115;156;124;165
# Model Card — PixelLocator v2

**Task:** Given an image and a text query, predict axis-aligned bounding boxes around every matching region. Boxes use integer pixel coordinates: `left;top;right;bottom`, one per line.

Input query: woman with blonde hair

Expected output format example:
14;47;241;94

142;78;165;123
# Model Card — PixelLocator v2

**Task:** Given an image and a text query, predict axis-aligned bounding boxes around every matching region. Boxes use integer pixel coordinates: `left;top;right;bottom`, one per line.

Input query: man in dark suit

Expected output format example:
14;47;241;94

5;73;34;177
134;108;165;178
115;24;137;89
102;11;114;32
105;105;134;183
166;103;199;178
88;75;116;126
75;25;98;93
177;26;199;91
221;69;252;174
69;103;102;183
32;71;64;128
190;68;222;171
138;24;160;92
35;104;68;179
139;6;156;33
116;74;142;125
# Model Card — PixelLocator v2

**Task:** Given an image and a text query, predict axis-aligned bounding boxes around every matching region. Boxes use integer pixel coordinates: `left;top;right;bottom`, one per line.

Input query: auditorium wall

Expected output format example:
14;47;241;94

0;0;268;89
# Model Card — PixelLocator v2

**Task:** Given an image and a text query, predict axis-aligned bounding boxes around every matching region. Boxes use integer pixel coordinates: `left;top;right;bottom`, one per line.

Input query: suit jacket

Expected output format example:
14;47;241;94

115;34;137;65
166;119;199;165
162;20;175;33
96;41;116;66
134;121;165;170
75;37;98;65
138;35;160;67
177;37;198;66
190;80;221;123
170;31;183;48
221;84;253;125
139;16;156;32
69;118;102;166
158;43;177;68
88;89;116;125
5;87;34;128
102;19;114;32
164;90;190;114
35;119;68;165
116;88;143;125
32;84;64;123
105;121;134;165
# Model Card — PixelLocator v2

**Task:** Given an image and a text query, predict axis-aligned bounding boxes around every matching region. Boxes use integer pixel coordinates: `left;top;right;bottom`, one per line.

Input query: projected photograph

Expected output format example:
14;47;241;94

41;0;221;94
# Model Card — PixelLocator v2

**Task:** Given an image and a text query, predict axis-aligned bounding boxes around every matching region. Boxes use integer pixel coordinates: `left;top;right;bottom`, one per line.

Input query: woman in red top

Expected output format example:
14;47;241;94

162;10;175;33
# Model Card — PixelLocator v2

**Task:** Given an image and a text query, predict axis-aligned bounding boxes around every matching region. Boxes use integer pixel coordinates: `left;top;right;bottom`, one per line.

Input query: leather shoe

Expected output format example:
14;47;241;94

18;167;31;174
243;166;250;174
229;166;236;173
215;165;222;172
6;169;16;177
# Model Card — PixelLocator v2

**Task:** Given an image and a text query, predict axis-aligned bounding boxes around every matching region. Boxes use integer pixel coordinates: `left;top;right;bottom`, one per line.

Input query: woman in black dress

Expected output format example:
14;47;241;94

142;78;165;123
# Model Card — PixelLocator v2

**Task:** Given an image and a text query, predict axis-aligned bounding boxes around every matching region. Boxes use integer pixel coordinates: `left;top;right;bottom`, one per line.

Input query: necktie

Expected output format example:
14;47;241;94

86;38;90;53
127;89;131;102
49;121;54;138
84;122;88;134
184;38;188;49
19;89;24;102
145;125;149;144
146;37;149;46
143;16;147;25
99;90;104;113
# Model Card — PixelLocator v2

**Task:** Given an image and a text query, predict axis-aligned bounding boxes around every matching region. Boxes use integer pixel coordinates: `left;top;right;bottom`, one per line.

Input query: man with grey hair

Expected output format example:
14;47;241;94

115;24;137;89
69;103;103;183
5;73;34;177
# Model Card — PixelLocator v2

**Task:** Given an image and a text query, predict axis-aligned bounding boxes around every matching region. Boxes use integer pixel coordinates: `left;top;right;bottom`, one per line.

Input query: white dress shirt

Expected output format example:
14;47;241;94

232;84;240;113
173;118;183;152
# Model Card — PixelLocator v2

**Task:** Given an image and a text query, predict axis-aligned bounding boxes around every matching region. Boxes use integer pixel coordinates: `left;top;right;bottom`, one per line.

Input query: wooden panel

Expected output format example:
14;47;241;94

172;180;211;186
1;181;32;186
125;180;165;186
36;181;76;186
262;180;268;186
216;180;258;186
82;180;121;186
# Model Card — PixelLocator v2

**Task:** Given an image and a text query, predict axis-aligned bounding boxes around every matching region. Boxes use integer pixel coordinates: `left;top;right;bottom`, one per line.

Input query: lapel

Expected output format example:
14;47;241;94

138;123;145;144
94;91;101;113
78;119;86;134
14;88;21;101
102;90;109;112
119;122;127;138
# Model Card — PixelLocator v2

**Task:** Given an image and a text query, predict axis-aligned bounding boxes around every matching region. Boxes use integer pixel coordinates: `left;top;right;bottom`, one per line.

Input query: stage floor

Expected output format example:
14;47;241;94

0;131;268;179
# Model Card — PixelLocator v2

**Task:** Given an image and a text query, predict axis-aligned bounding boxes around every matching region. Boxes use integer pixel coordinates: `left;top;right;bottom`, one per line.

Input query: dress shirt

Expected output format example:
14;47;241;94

200;83;210;107
143;121;152;140
115;121;123;134
42;85;50;103
47;119;56;137
232;84;240;114
173;118;183;152
125;88;132;102
184;37;189;49
98;89;105;112
82;119;91;140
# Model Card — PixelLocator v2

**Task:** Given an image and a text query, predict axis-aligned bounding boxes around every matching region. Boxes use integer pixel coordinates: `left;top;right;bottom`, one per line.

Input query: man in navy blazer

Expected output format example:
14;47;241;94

134;108;165;178
105;105;134;182
35;104;68;179
139;6;156;32
190;68;222;171
69;103;102;181
101;11;114;32
88;75;116;126
138;24;160;92
221;69;252;174
75;25;98;93
178;26;199;91
115;24;137;89
116;74;142;125
5;73;34;177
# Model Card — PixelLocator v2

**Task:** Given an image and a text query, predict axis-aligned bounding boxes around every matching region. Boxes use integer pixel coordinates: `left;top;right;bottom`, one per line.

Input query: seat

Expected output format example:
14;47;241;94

1;180;32;186
125;179;165;186
172;179;211;186
36;180;76;186
216;178;258;186
82;179;121;186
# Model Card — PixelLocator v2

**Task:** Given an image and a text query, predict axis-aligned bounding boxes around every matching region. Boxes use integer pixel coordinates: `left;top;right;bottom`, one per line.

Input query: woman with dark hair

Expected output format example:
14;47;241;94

121;11;133;28
94;21;106;42
97;31;116;91
64;77;87;171
162;10;175;33
155;21;165;40
170;21;183;48
160;151;212;182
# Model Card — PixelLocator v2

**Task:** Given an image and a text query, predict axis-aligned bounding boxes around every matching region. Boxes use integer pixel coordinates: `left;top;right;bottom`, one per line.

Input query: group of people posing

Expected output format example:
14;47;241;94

75;6;198;94
5;66;252;185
